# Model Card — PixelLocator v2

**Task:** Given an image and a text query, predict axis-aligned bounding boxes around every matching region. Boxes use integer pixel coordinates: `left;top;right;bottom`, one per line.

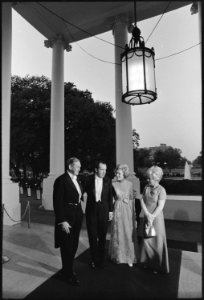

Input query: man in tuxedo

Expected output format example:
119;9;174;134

53;157;83;286
84;161;113;269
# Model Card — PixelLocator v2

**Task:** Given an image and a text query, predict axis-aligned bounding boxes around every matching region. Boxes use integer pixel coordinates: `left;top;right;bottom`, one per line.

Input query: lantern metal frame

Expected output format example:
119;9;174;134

121;6;157;105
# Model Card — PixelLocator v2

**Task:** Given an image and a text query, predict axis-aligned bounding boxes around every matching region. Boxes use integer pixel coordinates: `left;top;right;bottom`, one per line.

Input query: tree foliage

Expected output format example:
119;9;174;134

10;75;116;176
134;145;187;173
11;75;51;176
134;148;153;170
192;151;202;166
132;129;140;149
64;82;116;172
153;147;186;169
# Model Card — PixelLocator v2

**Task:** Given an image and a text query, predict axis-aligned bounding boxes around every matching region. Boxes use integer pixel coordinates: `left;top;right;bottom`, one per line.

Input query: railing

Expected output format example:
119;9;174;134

2;201;31;228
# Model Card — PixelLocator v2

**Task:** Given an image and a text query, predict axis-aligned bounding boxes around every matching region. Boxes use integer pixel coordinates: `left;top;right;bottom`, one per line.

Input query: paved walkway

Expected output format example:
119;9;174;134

2;191;202;299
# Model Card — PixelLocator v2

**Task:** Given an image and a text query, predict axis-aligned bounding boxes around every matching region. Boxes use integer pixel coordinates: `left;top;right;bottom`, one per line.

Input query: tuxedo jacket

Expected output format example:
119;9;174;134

53;172;83;248
84;175;113;214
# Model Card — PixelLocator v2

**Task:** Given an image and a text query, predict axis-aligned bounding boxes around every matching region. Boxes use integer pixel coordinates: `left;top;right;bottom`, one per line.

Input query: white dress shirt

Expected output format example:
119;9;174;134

95;175;103;202
68;171;82;201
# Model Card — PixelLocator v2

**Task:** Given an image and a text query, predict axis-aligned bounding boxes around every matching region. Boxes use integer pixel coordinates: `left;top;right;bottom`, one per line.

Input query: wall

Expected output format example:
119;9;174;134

164;195;202;222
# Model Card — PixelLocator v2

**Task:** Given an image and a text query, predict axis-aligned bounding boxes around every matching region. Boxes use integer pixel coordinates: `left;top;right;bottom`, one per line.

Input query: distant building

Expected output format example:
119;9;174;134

148;143;170;153
140;143;171;161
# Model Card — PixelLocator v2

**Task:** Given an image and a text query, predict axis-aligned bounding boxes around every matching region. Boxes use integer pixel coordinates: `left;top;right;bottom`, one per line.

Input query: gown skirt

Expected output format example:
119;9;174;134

108;180;137;265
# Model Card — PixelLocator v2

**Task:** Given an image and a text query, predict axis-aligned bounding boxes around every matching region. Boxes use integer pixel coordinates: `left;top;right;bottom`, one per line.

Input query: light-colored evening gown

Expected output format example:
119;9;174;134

139;184;170;273
108;179;137;265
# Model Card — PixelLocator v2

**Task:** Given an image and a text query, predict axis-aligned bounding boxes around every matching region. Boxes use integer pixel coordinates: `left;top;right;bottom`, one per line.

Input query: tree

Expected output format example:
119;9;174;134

134;148;153;170
154;147;186;169
192;151;202;166
64;82;116;172
134;145;187;174
10;75;116;176
132;129;140;149
11;75;51;177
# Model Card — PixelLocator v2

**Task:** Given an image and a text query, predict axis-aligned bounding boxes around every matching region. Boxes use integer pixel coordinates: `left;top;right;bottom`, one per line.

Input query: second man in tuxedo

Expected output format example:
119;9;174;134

84;161;113;269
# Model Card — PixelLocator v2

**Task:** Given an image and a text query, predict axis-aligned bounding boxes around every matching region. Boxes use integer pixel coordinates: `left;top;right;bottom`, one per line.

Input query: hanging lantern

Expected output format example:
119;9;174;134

121;11;157;105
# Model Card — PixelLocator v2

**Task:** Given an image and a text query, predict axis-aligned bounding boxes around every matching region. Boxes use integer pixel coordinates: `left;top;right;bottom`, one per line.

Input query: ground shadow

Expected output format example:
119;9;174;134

25;247;182;300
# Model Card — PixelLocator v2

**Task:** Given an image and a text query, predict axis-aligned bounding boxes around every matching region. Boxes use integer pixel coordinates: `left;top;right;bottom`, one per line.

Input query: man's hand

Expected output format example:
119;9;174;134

83;192;88;201
109;212;113;221
133;190;137;199
61;221;72;234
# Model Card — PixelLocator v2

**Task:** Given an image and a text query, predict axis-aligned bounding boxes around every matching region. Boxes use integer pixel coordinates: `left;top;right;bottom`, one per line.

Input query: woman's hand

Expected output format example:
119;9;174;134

146;212;154;226
109;212;113;221
123;198;129;204
122;193;129;203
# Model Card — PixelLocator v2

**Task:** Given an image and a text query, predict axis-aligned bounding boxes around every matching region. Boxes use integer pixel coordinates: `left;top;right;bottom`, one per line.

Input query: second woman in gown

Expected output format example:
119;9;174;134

138;165;170;274
108;164;137;267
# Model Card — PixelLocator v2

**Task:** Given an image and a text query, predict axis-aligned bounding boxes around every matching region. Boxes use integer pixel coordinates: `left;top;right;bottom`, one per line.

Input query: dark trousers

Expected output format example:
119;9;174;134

60;206;83;276
135;198;141;225
86;202;109;266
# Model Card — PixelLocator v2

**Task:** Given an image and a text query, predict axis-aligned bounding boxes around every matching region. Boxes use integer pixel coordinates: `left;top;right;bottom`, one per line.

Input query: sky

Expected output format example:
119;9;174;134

11;3;202;162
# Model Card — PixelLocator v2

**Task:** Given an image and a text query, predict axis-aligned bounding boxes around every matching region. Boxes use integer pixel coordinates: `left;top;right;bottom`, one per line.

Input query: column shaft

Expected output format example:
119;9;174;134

113;20;134;173
50;40;65;174
2;3;20;225
42;39;65;210
198;2;202;62
2;3;12;180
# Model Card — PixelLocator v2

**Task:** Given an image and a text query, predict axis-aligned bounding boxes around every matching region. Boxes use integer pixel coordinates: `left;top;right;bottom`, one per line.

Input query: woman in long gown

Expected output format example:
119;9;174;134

139;165;170;274
108;164;137;267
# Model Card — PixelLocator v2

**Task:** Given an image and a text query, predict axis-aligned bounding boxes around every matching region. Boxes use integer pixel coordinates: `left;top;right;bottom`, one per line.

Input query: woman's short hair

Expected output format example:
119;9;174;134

115;164;129;178
146;165;163;182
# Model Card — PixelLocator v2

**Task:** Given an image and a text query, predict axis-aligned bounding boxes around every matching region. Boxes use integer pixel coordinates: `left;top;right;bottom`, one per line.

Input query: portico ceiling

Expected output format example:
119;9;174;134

13;1;191;43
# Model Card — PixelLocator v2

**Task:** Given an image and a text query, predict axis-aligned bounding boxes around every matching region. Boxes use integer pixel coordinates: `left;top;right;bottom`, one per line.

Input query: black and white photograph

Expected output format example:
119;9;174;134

2;1;202;299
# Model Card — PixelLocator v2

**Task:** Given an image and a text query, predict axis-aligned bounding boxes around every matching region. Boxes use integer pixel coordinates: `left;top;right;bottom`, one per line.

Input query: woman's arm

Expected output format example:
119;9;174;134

151;199;166;218
140;197;154;226
129;181;134;200
139;196;150;217
151;186;167;218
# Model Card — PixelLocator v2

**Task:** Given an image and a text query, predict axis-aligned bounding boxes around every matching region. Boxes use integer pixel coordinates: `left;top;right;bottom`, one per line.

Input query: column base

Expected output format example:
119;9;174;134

42;174;60;210
2;178;21;226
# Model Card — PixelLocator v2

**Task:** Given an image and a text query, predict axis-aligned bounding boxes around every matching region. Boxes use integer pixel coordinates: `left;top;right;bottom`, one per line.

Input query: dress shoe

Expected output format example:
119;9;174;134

65;274;80;286
59;269;77;277
59;272;79;286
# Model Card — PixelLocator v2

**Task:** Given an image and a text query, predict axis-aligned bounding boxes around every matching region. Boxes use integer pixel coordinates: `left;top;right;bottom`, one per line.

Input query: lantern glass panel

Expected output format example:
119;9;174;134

122;57;127;94
144;51;156;93
128;49;144;91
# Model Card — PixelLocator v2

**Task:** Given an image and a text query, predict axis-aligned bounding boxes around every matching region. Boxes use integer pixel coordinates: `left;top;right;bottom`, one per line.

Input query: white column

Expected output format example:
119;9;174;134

42;38;71;210
112;18;140;197
112;18;134;173
2;3;21;225
198;2;202;62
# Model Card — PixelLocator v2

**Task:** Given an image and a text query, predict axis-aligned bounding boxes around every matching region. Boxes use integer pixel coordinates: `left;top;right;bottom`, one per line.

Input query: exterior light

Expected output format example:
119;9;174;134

121;2;157;105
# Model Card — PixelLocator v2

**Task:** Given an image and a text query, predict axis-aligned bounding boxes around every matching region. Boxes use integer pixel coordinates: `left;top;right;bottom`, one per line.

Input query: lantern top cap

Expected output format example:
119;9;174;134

132;26;141;40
